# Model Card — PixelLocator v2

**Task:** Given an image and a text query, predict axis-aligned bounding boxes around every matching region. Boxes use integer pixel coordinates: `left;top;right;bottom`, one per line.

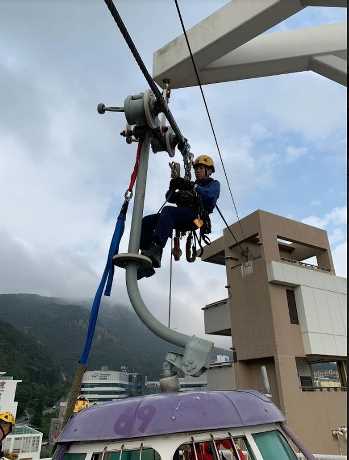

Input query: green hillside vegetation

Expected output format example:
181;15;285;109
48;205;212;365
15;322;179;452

0;293;178;379
0;319;66;427
0;293;180;437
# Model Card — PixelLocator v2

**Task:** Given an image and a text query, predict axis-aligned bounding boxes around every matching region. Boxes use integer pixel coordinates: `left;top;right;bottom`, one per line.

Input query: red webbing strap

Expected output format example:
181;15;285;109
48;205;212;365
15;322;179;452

127;141;143;194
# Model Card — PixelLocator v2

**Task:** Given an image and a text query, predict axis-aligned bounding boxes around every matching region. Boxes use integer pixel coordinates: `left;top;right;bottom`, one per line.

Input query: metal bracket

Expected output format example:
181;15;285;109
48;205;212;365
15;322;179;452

182;336;214;376
150;127;177;157
113;253;152;269
166;336;213;377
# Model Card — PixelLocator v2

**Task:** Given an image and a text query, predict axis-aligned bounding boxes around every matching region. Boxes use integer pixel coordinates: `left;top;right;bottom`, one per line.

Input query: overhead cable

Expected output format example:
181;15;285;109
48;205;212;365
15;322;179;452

173;0;245;238
215;204;246;257
103;0;188;151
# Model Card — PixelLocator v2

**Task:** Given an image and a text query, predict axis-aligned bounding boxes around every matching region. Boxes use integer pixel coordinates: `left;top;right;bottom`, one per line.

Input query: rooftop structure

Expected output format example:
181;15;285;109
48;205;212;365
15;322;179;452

80;368;129;403
2;425;43;460
201;209;347;455
0;373;22;418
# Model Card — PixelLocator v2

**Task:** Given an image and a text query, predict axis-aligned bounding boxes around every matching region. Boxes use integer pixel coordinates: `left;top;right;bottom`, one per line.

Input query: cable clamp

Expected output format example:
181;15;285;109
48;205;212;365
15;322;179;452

124;190;133;201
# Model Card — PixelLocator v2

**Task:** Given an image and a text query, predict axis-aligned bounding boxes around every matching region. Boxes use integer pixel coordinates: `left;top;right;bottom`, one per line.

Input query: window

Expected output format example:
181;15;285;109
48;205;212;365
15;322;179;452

296;358;346;390
311;361;342;388
253;430;297;459
64;454;87;460
286;289;299;324
94;448;161;460
231;438;254;460
174;437;254;460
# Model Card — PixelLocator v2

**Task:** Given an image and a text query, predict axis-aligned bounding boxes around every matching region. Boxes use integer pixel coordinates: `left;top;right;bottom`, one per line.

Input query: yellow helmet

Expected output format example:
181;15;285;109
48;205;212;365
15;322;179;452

193;155;215;172
73;396;89;413
0;412;15;425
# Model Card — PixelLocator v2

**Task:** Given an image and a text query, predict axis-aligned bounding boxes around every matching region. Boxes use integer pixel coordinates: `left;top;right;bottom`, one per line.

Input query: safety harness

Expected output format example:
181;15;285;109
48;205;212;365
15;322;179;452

170;176;213;263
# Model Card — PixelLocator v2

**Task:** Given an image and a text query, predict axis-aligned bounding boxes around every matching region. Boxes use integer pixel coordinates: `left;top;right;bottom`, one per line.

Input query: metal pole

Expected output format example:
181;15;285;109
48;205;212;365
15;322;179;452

168;236;173;328
124;130;190;348
128;132;151;254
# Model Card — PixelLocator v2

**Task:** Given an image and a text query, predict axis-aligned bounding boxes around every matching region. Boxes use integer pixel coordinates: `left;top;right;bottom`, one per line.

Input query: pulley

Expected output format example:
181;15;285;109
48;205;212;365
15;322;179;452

123;90;160;128
151;126;177;157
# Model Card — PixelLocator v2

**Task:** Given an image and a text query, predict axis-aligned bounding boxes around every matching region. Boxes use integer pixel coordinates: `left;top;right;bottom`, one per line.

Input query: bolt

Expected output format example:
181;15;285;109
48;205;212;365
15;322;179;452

97;103;124;114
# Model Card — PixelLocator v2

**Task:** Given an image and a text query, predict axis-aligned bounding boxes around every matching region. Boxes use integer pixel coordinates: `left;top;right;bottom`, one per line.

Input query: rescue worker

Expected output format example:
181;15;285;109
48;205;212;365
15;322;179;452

73;396;89;413
0;412;15;458
138;155;220;279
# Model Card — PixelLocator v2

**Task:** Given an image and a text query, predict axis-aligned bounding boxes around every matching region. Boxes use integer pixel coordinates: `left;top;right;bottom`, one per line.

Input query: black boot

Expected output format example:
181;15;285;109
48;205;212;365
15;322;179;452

142;242;163;268
137;266;155;280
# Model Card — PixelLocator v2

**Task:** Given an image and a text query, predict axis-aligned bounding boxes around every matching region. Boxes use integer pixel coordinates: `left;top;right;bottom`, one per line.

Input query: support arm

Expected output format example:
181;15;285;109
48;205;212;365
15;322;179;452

115;129;214;378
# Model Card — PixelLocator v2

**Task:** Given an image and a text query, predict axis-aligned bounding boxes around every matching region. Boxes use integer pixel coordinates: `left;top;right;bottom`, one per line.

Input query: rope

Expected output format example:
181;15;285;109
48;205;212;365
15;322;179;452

173;0;245;238
62;142;143;427
215;204;247;258
168;235;174;328
127;141;142;193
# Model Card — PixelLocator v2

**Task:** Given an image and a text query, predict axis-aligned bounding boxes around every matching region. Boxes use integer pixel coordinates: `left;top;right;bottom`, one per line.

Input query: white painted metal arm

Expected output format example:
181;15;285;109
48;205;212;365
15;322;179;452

310;54;347;86
153;1;347;88
153;0;304;87
203;22;347;87
302;0;347;6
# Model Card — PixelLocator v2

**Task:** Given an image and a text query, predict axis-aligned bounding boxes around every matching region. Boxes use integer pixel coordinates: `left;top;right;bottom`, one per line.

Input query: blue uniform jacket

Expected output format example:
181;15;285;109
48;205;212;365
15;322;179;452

195;178;220;213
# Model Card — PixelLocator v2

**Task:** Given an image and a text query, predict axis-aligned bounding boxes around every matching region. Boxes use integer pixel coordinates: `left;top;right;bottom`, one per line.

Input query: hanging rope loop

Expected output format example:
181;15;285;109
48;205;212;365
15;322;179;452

126;140;143;194
124;190;133;201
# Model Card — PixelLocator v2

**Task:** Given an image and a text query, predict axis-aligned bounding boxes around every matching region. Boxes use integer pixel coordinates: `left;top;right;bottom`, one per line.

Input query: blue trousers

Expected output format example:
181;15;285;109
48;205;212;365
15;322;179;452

140;206;197;250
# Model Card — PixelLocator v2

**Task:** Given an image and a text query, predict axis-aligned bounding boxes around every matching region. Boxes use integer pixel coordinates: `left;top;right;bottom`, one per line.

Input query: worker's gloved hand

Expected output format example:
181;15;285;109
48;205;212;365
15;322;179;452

170;177;194;191
174;190;197;208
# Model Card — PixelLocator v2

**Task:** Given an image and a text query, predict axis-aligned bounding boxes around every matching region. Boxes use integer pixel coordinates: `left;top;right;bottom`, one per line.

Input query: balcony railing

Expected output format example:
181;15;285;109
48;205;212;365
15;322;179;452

301;386;347;392
280;257;331;272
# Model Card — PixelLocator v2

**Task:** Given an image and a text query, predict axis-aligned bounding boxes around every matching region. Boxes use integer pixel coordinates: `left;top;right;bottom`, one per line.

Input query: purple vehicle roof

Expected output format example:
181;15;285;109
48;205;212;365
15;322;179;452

58;390;284;443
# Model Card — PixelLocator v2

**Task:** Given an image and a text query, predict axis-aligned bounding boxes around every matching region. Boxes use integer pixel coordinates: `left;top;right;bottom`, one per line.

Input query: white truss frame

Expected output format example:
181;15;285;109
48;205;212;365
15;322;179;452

153;0;347;88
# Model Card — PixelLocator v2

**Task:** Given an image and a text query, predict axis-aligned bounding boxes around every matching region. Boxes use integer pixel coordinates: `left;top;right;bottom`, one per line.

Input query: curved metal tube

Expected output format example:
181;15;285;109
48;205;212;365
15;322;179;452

125;130;194;349
126;263;190;347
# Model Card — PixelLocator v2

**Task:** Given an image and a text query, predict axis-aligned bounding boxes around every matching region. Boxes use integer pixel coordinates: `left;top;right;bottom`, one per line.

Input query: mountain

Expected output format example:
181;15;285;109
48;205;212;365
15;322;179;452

0;319;65;419
0;293;179;380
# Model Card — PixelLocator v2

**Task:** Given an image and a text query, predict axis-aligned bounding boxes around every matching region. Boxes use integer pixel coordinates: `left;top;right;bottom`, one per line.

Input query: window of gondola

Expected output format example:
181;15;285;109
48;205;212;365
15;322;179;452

253;430;297;459
63;454;87;460
174;437;254;460
93;448;161;460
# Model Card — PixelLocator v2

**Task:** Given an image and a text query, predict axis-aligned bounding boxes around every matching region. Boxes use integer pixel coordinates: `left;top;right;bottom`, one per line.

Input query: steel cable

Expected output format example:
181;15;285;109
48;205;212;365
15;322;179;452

173;0;245;238
103;0;188;151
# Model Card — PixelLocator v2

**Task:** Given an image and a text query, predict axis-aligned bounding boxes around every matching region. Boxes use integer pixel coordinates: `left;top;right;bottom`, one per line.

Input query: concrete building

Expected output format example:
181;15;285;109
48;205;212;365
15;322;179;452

128;372;146;396
178;374;207;392
0;373;22;417
144;379;161;395
80;368;129;403
0;373;42;460
2;426;42;460
202;210;347;455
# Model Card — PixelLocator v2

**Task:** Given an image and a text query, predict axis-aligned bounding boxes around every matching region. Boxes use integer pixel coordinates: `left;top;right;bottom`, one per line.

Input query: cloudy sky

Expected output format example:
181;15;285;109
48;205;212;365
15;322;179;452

1;1;346;349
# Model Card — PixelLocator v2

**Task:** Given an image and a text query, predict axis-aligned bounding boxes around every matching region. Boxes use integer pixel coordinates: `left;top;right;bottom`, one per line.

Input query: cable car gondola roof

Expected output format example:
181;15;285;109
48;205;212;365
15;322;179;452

58;390;284;443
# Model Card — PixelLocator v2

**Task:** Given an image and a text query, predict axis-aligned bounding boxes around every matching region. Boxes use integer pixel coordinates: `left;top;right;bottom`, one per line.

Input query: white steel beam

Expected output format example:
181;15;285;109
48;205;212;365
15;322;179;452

153;0;304;87
310;54;347;85
301;0;347;6
157;22;347;88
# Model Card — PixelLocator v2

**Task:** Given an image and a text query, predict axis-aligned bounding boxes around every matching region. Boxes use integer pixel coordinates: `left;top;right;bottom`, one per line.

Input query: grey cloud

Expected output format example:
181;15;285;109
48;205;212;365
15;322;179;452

0;0;346;345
